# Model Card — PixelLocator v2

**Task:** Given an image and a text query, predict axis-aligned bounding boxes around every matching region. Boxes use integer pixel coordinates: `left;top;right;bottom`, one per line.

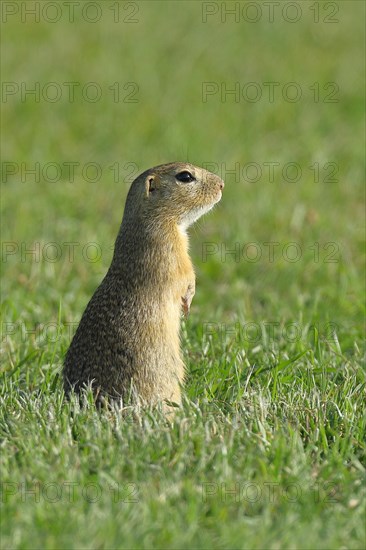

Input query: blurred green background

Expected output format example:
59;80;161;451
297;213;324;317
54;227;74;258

1;1;365;549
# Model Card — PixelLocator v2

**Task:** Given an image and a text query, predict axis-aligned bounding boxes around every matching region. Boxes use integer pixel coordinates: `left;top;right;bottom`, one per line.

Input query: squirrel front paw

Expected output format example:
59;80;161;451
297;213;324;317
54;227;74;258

181;281;195;317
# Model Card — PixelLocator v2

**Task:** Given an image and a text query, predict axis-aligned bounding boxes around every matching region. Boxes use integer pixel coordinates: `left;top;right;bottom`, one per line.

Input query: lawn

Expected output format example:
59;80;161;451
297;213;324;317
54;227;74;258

1;1;365;549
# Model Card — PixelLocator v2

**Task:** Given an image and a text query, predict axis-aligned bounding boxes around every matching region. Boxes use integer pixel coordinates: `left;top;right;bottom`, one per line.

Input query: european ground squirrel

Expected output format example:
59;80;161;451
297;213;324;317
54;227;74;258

63;162;224;411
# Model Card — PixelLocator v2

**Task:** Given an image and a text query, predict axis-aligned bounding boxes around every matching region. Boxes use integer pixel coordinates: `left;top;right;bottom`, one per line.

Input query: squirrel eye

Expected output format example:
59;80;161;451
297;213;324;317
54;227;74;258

176;171;195;183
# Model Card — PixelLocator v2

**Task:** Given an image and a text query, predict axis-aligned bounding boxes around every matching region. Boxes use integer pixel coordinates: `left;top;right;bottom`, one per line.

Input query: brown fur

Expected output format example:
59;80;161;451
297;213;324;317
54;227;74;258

63;162;224;411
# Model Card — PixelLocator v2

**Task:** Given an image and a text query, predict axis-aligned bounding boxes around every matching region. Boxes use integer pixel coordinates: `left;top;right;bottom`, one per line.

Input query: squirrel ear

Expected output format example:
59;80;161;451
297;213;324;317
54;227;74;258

145;175;157;196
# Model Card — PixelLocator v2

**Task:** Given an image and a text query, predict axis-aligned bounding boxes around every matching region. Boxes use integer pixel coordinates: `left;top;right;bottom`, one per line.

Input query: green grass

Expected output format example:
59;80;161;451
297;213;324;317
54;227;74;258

1;1;365;549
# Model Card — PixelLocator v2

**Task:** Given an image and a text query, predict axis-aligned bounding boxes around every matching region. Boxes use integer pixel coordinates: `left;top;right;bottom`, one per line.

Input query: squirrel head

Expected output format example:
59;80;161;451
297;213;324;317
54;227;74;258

123;162;224;232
